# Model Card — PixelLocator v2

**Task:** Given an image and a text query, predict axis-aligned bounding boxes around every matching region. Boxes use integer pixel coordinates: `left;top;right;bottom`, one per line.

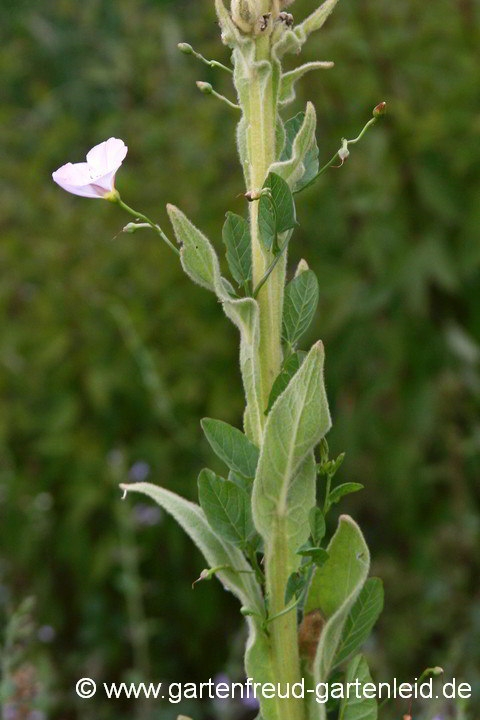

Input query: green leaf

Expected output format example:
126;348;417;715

328;482;364;507
201;417;259;479
198;469;254;549
258;193;276;252
280;113;305;162
282;269;319;346
334;578;384;668
279;62;334;106
222;212;252;289
258;172;296;251
167;203;221;293
309;507;326;546
120;481;263;613
294;0;341;48
338;655;378;720
252;342;331;571
265;351;306;413
305;516;370;720
228;470;252;493
166;205;264;447
270;102;318;191
296;546;329;565
285;570;307;605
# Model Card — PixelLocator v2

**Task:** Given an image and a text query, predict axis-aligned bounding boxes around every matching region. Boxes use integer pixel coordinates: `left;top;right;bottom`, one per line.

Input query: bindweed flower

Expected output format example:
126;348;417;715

52;137;127;199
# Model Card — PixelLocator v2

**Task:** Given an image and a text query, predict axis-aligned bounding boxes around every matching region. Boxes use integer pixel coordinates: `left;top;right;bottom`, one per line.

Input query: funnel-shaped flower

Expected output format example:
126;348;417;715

52;138;127;199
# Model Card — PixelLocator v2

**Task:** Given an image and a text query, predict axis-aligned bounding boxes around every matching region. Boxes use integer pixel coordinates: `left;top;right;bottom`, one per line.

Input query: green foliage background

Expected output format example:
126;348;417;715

1;0;479;718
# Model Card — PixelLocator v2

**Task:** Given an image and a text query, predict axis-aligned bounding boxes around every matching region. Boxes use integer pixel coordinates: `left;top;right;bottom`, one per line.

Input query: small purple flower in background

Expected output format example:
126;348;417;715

52;137;127;199
37;625;56;643
3;705;17;720
213;672;231;707
133;503;163;527
241;680;260;710
27;711;46;720
129;461;151;483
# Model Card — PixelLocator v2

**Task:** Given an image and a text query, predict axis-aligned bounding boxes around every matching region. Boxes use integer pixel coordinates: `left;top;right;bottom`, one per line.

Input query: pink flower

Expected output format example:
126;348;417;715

52;138;127;199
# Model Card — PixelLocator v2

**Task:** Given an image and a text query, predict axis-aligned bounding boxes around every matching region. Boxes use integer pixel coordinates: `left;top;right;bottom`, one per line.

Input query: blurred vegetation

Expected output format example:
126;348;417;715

1;0;479;718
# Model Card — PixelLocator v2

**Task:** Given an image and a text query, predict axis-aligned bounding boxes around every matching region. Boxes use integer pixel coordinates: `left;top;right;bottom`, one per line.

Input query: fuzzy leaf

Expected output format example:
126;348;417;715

167;203;220;292
279;62;334;106
294;0;341;48
201;418;259;479
120;481;276;720
306;516;370;720
166;205;264;447
120;482;263;613
252;342;331;566
198;469;254;548
338;655;378;720
222;212;252;288
270;103;318;190
334;578;384;668
282;269;319;346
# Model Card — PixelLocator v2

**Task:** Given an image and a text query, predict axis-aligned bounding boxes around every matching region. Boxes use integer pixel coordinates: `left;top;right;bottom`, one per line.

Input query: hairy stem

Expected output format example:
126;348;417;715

244;35;304;720
247;39;284;416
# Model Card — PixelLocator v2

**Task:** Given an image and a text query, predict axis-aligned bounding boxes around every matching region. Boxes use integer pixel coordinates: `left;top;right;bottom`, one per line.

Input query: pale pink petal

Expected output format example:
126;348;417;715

52;138;127;199
52;163;106;198
86;138;128;174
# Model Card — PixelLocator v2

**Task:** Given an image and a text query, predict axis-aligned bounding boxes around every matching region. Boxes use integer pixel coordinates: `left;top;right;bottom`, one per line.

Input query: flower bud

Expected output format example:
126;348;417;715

231;0;272;34
178;42;193;55
123;222;150;233
373;101;387;118
196;81;213;95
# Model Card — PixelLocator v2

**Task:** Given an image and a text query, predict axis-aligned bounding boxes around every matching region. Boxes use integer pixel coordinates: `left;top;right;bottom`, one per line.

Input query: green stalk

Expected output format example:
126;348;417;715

247;38;284;416
244;34;304;720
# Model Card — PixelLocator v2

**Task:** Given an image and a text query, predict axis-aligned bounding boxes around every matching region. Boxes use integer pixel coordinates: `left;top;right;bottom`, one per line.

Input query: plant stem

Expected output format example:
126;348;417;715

245;36;304;720
115;197;180;256
247;40;284;415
